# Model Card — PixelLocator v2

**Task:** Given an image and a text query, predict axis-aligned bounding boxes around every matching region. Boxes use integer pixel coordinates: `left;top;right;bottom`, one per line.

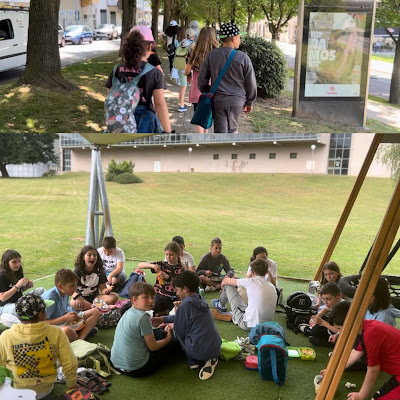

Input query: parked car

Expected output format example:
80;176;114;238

64;25;93;45
94;24;118;40
116;25;122;38
58;24;65;47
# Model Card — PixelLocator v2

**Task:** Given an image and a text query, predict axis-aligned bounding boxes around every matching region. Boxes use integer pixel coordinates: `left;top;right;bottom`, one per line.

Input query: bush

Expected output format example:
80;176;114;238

113;172;143;184
42;169;56;177
239;36;287;98
107;158;135;175
105;172;117;182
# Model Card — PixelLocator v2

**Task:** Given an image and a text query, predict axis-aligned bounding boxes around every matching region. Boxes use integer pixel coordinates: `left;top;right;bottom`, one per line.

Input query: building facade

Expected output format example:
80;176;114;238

59;133;391;178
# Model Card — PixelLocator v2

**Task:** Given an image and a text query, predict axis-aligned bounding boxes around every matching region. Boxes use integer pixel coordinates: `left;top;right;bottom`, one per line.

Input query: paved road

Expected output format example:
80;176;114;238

0;38;121;85
277;41;393;101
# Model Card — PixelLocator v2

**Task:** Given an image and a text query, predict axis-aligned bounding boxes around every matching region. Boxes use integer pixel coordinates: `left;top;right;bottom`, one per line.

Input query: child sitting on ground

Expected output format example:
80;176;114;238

320;301;400;400
138;241;185;316
110;282;180;377
42;268;101;341
152;270;221;380
196;237;235;292
97;236;127;289
300;282;342;347
70;245;119;311
0;294;78;399
211;258;277;330
171;235;195;271
313;261;343;310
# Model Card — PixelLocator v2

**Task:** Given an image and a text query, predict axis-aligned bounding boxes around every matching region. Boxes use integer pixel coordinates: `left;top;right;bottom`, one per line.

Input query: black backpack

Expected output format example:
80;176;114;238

285;291;314;334
167;34;176;56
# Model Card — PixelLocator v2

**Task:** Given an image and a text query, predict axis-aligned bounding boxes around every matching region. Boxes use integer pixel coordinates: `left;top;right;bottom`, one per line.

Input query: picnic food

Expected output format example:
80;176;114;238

299;347;316;360
300;348;314;357
67;319;82;326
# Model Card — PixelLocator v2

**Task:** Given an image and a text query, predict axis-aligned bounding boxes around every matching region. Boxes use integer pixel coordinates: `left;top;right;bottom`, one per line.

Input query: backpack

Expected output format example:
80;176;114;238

257;334;288;386
285;291;314;333
75;370;111;395
167;35;176;56
173;40;193;70
116;271;145;298
249;321;289;346
104;63;154;133
70;340;120;377
96;299;131;329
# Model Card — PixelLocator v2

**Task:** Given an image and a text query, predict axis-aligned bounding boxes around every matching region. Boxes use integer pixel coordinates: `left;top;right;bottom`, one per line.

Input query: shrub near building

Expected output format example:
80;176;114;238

239;36;288;98
105;158;142;184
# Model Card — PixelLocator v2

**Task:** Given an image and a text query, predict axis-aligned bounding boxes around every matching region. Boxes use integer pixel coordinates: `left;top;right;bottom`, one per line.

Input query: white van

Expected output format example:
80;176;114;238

0;6;29;73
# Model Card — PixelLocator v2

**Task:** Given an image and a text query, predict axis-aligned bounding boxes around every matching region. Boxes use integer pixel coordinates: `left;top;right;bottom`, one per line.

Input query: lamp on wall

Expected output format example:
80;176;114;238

311;144;316;175
188;147;192;172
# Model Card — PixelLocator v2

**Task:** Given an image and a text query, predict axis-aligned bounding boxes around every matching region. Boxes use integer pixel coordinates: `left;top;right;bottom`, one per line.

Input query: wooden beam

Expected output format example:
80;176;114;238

313;133;384;281
316;174;400;399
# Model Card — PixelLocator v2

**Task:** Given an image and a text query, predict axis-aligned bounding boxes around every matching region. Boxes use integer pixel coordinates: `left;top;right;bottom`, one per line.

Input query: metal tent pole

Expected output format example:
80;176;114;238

85;146;113;247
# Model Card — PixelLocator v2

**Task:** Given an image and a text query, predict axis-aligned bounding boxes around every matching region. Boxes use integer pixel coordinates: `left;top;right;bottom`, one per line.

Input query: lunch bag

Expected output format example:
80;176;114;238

104;63;154;133
257;334;288;386
96;299;131;329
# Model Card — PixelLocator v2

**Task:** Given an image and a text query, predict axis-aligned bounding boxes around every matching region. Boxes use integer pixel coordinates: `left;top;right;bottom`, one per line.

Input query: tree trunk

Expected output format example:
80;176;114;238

389;39;400;104
121;0;136;43
163;0;172;31
18;0;72;89
151;0;160;43
0;164;9;178
247;9;253;33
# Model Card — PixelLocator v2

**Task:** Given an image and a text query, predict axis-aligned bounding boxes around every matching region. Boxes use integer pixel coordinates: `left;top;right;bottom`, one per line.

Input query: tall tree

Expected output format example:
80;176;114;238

151;0;161;41
18;0;72;89
260;0;299;41
0;134;57;178
377;143;400;181
375;0;400;104
121;0;137;42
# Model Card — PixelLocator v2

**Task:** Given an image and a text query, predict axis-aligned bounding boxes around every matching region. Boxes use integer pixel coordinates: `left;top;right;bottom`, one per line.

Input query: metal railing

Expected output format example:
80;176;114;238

59;132;321;147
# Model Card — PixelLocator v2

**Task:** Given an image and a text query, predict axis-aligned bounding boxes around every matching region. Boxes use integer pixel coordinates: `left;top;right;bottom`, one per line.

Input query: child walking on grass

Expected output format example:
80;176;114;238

70;245;118;311
0;249;34;317
138;241;185;316
42;268;101;342
110;282;180;377
152;270;221;380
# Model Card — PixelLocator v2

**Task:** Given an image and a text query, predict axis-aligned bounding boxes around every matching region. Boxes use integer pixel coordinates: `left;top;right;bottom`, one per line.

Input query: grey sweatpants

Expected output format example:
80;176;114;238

213;105;243;133
219;285;249;330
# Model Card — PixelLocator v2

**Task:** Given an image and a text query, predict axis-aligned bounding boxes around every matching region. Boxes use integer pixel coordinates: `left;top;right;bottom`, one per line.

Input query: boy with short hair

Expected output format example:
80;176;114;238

302;282;342;346
196;237;235;291
211;258;277;331
42;268;100;341
321;301;400;400
97;236;127;288
0;294;78;399
153;270;221;380
172;235;195;271
110;282;178;377
197;22;256;133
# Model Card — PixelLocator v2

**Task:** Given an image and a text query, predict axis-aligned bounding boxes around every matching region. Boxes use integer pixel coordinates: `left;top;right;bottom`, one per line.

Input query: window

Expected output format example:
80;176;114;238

290;153;297;159
232;154;238;160
327;133;352;175
0;19;14;40
249;153;256;159
63;149;71;172
213;154;219;160
269;153;276;159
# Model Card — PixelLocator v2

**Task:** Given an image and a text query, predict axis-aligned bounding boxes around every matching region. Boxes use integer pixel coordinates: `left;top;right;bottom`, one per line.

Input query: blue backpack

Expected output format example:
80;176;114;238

249;321;288;346
257;334;288;386
116;271;145;298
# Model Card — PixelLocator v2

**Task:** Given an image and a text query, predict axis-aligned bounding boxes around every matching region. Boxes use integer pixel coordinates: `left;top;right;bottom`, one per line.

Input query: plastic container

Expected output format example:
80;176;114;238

299;347;316;361
314;375;323;393
244;355;258;371
287;346;301;359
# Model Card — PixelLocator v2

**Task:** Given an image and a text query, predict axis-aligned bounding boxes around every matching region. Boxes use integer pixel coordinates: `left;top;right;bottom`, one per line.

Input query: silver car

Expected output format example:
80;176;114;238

94;24;118;40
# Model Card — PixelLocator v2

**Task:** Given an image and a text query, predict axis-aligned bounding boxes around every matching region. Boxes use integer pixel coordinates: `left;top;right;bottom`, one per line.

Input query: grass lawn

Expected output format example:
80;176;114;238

1;172;399;399
0;51;399;133
371;53;394;63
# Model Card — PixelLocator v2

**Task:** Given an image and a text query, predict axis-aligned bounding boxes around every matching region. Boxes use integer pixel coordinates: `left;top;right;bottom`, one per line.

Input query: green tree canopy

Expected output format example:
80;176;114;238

0;134;58;178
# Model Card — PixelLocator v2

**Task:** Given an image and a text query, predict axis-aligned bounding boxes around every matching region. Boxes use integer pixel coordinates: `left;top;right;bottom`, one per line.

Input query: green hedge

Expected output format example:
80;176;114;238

239;36;287;98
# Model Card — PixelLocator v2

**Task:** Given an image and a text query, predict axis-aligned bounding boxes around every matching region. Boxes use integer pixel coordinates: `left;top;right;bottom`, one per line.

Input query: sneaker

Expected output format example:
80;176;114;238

298;323;311;335
188;363;200;370
205;285;217;292
211;299;227;313
198;288;205;297
211;308;232;322
178;106;187;112
199;357;218;380
87;327;98;338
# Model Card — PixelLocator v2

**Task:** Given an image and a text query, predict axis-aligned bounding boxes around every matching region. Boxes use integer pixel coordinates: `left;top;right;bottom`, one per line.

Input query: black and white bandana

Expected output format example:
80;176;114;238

218;22;240;38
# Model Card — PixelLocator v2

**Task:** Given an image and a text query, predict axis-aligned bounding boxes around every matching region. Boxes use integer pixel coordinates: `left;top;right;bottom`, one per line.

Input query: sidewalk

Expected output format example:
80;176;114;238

159;50;400;133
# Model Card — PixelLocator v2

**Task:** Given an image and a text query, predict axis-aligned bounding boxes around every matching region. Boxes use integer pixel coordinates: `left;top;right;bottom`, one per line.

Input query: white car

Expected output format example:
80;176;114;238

94;24;118;40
